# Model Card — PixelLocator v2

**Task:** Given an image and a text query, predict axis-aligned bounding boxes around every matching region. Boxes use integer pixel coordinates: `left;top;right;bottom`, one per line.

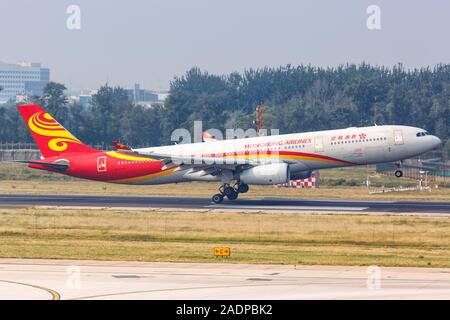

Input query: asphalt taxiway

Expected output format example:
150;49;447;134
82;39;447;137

0;194;449;214
0;259;449;300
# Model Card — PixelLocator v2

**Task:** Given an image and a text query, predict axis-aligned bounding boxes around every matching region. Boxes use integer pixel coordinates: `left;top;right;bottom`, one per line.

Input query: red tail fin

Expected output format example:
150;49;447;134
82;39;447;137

17;104;99;158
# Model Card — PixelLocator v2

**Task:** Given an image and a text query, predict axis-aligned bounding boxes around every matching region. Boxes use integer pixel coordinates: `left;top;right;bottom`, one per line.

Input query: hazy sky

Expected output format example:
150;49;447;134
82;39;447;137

2;0;450;91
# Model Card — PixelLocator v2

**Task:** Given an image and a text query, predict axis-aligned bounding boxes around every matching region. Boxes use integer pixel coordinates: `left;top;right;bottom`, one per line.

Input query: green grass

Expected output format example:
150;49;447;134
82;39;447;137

321;167;416;186
0;207;448;267
1;163;450;200
0;163;72;181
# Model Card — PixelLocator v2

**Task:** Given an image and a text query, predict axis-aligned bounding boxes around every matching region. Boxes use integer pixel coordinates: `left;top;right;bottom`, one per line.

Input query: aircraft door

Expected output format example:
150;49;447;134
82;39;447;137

394;130;404;145
314;136;324;152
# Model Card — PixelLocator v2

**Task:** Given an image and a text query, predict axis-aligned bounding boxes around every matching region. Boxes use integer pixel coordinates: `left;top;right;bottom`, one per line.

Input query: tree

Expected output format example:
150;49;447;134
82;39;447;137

1;63;449;155
91;84;132;145
42;82;68;123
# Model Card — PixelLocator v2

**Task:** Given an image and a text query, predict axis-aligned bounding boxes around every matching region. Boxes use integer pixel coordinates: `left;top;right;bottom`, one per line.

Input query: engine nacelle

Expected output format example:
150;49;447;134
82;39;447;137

239;163;290;185
290;170;313;180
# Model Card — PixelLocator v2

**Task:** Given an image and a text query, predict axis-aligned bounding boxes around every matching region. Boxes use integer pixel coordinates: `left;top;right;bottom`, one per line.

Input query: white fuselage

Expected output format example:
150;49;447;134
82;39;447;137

133;125;441;185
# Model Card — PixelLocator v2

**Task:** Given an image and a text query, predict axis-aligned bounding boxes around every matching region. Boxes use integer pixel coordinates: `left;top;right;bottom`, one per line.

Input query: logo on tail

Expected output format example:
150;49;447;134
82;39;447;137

18;104;99;158
28;111;81;152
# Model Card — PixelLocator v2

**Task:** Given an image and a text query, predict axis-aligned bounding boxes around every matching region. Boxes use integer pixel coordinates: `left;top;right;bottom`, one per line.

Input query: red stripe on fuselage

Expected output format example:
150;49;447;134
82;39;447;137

27;149;353;183
191;150;354;164
28;151;166;182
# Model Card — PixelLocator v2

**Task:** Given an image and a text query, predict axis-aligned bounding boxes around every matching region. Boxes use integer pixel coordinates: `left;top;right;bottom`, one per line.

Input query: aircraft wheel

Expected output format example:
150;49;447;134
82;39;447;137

223;186;236;197
394;170;403;178
237;183;249;193
226;189;239;200
212;194;224;204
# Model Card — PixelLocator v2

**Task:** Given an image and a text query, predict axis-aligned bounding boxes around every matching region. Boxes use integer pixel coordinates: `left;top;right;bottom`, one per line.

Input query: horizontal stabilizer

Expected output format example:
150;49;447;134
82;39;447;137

8;159;69;171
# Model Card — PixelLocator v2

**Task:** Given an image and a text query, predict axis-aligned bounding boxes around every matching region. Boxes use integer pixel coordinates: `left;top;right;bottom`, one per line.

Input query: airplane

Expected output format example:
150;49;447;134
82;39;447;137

14;104;441;204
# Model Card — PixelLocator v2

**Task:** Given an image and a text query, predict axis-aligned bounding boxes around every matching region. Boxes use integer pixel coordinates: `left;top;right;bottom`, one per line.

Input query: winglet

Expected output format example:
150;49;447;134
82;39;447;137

112;140;132;151
202;131;217;142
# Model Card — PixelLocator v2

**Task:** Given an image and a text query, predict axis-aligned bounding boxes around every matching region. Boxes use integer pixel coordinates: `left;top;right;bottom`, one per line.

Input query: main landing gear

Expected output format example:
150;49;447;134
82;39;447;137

394;161;403;178
211;182;249;204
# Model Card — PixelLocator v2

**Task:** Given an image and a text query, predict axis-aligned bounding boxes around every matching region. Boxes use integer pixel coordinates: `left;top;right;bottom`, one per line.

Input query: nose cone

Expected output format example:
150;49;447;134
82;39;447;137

431;136;442;149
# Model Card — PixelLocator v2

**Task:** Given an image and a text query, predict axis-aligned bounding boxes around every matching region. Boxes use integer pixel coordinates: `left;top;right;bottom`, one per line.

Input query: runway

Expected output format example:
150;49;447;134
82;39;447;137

0;194;449;214
0;258;449;300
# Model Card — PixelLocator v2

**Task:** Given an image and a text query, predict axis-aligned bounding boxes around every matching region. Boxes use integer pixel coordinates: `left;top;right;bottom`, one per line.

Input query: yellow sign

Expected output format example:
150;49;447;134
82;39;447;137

214;247;231;257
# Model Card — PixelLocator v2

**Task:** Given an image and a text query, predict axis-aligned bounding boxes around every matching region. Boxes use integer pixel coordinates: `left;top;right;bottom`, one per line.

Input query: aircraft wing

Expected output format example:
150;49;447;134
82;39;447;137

144;149;288;164
145;151;258;165
127;149;286;171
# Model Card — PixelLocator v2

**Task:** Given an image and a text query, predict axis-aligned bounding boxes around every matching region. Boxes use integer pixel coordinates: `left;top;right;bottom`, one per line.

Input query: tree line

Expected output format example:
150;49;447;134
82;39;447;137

0;63;449;157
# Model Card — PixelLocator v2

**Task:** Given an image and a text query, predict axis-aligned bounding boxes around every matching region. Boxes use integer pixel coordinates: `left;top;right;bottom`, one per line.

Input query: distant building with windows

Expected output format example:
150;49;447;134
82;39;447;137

157;92;169;102
67;90;96;109
126;83;159;107
79;94;93;109
0;61;50;103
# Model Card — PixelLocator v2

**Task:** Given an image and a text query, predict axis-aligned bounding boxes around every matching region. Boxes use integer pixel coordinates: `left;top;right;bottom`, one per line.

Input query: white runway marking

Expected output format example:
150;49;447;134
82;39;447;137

272;199;395;204
0;259;449;300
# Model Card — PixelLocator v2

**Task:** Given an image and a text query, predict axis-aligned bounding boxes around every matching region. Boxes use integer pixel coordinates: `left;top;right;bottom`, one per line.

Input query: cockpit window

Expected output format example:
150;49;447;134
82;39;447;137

416;131;429;137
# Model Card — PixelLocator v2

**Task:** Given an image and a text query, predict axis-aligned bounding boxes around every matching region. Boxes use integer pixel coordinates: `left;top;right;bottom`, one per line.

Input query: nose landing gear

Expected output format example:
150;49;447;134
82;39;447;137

394;161;403;178
211;182;249;204
394;170;403;178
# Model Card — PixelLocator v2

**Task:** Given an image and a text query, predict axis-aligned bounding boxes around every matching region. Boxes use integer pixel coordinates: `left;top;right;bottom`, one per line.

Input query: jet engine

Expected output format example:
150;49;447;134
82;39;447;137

290;170;313;180
239;163;290;185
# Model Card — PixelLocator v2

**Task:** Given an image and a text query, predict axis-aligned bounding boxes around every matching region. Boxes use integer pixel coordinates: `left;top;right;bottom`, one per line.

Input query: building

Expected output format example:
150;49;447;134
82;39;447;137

157;91;169;102
67;89;96;109
79;94;93;109
126;83;158;107
0;61;50;103
67;94;93;109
